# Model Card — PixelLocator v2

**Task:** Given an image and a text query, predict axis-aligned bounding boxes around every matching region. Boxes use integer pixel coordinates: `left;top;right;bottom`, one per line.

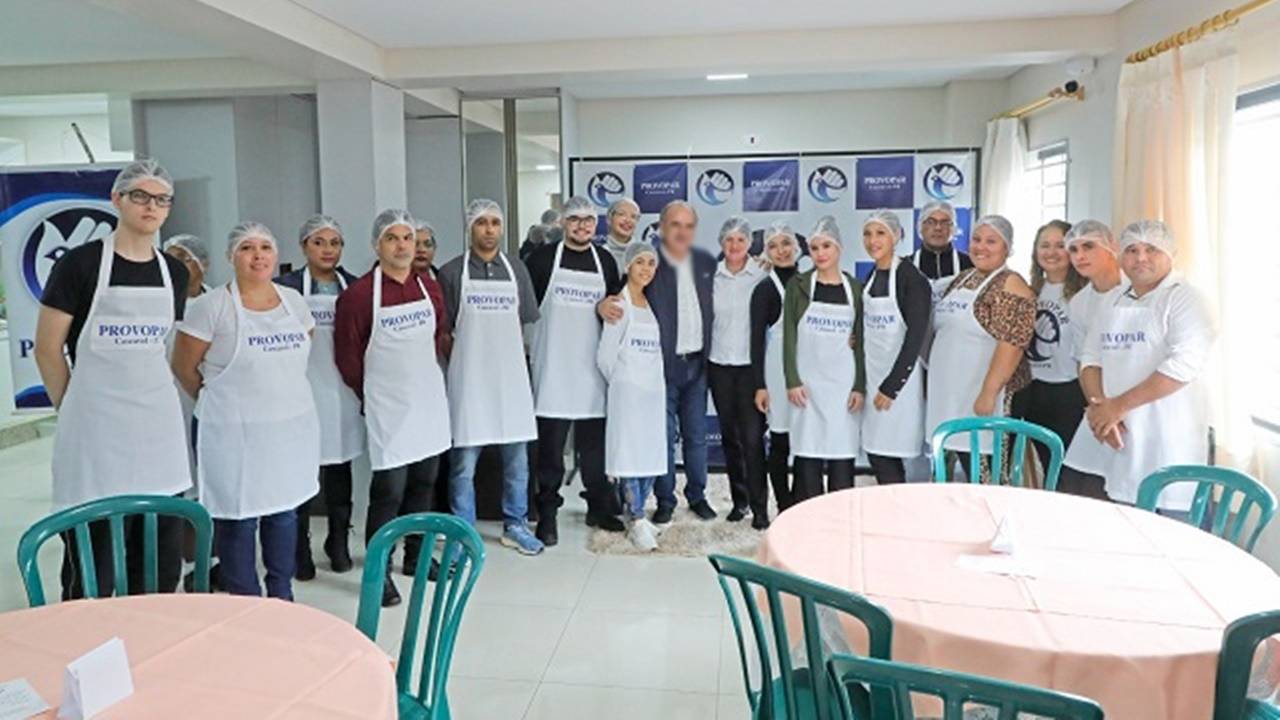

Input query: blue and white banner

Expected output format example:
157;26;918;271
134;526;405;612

1;165;124;410
742;159;799;213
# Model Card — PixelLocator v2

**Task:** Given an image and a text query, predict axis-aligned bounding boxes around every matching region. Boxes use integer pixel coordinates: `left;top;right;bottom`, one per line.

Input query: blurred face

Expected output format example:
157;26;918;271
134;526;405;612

862;222;897;264
164;246;204;297
1068;237;1118;280
1121;242;1172;290
1035;226;1070;280
969;225;1010;272
721;232;749;267
303;228;343;273
378;224;416;272
470;215;502;255
628;253;657;288
233;237;277;283
809;235;841;272
921;210;953;250
564;214;596;247
414;230;436;272
764;234;797;268
112;179;172;236
659;206;696;258
609;204;639;241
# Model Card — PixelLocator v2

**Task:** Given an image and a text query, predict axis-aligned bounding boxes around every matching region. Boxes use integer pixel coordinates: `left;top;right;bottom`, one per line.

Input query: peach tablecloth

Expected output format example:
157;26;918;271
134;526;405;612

759;483;1280;720
0;594;396;719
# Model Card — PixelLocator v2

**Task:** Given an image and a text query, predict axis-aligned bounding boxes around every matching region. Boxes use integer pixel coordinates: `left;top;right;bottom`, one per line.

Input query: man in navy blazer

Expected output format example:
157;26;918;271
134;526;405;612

601;200;718;524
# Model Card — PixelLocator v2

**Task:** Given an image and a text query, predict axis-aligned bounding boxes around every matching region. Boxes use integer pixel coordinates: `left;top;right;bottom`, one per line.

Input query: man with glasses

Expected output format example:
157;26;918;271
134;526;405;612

35;158;193;600
525;196;625;545
909;200;973;303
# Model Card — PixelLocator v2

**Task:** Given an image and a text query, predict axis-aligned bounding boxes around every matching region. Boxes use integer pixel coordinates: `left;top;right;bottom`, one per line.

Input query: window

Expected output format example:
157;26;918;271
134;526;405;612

1024;141;1069;225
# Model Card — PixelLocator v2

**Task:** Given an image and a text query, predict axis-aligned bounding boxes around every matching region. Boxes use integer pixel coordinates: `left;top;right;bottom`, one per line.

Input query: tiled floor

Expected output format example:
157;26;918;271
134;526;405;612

0;436;753;719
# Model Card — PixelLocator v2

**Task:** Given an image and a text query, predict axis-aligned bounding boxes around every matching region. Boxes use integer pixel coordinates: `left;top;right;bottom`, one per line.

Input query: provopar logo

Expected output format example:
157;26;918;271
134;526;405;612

22;205;116;299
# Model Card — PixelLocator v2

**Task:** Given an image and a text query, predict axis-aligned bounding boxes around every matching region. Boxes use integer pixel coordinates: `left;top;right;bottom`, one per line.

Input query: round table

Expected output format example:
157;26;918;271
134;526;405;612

0;594;396;719
759;483;1280;720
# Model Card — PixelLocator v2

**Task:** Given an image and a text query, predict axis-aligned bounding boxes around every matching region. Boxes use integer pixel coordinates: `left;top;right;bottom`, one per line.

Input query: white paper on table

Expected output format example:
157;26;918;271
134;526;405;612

955;553;1040;578
990;515;1018;554
57;637;134;720
0;678;50;720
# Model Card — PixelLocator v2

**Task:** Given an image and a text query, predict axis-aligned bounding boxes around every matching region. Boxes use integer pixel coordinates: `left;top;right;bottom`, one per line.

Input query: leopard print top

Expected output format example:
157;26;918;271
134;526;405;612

946;268;1036;396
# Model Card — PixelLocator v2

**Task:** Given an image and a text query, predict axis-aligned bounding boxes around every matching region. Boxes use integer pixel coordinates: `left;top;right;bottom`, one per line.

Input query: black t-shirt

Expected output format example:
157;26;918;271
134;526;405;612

908;245;973;280
749;265;799;390
41;240;190;365
526;240;623;304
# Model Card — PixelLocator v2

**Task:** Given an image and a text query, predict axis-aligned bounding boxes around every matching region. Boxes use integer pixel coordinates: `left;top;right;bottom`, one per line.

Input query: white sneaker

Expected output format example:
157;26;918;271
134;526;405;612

628;519;658;552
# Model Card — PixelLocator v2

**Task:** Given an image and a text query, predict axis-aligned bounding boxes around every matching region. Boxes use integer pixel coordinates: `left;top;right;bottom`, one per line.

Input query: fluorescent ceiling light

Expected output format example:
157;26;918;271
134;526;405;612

535;164;557;171
707;73;749;81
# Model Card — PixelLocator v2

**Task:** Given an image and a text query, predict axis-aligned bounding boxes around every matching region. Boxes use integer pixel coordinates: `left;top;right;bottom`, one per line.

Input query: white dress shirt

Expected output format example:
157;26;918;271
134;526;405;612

662;247;704;355
709;259;765;365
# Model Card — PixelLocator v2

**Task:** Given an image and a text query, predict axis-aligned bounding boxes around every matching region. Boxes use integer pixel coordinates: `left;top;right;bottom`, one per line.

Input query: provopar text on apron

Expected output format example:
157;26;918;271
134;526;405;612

861;258;925;458
790;273;861;460
530;242;607;418
926;268;1004;454
604;295;667;478
303;267;365;464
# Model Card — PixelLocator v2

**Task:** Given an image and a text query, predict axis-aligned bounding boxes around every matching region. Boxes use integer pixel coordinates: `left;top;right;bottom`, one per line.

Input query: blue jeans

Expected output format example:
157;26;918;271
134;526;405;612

449;442;529;529
621;477;658;520
656;353;708;511
215;510;297;600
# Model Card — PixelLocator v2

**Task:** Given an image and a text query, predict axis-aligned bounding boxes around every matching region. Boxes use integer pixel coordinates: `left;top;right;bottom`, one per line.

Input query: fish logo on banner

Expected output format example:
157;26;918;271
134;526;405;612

22;207;116;300
806;165;848;204
695;168;735;206
633;163;687;213
642;221;661;245
856;156;914;209
743;159;798;212
922;162;964;201
587;171;626;207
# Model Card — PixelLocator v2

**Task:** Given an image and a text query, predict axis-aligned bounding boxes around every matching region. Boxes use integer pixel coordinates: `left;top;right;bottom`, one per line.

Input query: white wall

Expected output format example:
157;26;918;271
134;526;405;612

0;114;132;166
406;116;465;262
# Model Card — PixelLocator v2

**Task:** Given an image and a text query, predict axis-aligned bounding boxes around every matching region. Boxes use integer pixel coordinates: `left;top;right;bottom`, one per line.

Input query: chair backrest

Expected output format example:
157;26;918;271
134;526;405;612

1216;610;1280;720
827;654;1105;720
930;417;1064;490
356;513;485;719
708;554;894;720
1136;465;1278;552
17;494;212;607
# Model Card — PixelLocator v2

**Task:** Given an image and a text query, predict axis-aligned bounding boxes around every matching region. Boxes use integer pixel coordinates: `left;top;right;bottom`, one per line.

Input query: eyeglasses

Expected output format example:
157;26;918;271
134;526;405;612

566;216;597;225
125;189;174;208
922;218;952;229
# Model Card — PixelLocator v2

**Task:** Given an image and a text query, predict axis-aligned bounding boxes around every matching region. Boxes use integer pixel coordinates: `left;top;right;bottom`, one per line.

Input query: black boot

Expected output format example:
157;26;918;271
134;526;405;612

536;510;559;547
402;537;421;576
295;515;316;581
585;511;625;532
381;574;402;607
324;505;353;573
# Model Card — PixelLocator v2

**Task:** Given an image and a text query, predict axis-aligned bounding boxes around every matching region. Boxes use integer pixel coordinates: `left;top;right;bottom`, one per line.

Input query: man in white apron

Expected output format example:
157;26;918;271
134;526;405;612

35;159;192;600
438;199;544;555
526;196;626;546
1078;220;1213;512
333;209;452;605
276;214;362;580
909;200;973;305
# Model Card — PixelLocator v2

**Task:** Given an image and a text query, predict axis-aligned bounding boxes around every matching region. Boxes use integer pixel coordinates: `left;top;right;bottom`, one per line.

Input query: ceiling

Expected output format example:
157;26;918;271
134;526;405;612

0;94;112;118
291;0;1132;48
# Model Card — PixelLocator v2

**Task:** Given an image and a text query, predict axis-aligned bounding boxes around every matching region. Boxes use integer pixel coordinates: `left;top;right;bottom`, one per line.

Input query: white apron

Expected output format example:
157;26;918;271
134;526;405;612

861;259;925;458
790;273;861;460
447;251;538;447
1064;285;1118;476
52;235;192;510
1095;294;1205;509
531;243;607;418
915;246;962;304
1028;282;1076;383
195;281;319;520
364;267;451;470
763;271;792;434
303;268;365;464
604;297;667;477
926;268;1004;454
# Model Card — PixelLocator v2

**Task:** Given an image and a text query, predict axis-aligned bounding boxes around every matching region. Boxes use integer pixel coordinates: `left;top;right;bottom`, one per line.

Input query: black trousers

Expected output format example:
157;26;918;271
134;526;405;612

867;454;908;485
366;454;441;564
709;363;769;516
534;416;618;517
1058;467;1109;500
768;432;793;512
297;461;354;557
792;457;855;505
61;512;182;600
1012;379;1086;473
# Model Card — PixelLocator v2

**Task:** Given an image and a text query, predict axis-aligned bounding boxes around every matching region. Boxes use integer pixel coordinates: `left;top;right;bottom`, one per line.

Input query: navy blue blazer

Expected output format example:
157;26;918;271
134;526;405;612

275;266;360;295
644;244;716;383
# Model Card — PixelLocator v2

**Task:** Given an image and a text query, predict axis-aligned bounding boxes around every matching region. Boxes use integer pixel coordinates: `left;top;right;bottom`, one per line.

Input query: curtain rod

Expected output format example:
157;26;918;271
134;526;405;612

1126;0;1276;64
994;81;1085;121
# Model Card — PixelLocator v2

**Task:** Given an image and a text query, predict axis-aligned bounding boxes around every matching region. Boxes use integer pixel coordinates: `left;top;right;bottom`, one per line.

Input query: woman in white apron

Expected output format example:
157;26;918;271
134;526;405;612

750;221;802;516
598;242;667;551
783;216;865;504
1078;221;1213;512
925;215;1036;482
172;222;319;600
1060;220;1123;499
859;211;930;485
276;214;364;580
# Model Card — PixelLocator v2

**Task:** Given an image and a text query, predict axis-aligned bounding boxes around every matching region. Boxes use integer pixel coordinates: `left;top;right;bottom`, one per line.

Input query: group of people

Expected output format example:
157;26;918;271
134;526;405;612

32;157;1213;610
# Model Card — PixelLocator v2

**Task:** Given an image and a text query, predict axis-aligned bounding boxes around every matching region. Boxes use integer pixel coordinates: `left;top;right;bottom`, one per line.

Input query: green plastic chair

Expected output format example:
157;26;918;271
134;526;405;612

1216;610;1280;720
931;417;1065;490
17;494;212;607
826;654;1105;720
708;554;894;720
356;513;485;720
1136;465;1277;552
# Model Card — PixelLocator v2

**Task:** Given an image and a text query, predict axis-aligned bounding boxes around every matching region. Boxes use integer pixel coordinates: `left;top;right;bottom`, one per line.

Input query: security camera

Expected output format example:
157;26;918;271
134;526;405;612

1063;80;1080;94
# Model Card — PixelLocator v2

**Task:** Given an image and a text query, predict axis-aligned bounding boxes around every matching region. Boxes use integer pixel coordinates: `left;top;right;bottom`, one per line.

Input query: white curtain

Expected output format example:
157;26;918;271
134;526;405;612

1112;35;1252;469
981;117;1035;273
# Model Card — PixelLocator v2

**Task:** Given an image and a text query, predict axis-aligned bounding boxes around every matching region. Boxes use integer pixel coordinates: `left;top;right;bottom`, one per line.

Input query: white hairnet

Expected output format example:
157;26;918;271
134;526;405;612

162;234;209;271
718;216;751;245
809;215;842;246
298;214;343;244
562;195;596;220
1119;219;1176;257
112;158;173;195
624;241;657;271
413;219;437;246
226;222;277;261
974;214;1014;252
371;208;416;248
1065;219;1117;255
763;220;797;245
607;197;639;218
917;200;958;239
862;210;904;239
467;199;504;236
540;208;561;225
526;224;553;246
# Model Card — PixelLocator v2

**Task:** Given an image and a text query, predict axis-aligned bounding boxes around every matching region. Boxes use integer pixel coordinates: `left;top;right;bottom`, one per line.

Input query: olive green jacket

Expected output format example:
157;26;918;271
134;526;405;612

781;269;866;394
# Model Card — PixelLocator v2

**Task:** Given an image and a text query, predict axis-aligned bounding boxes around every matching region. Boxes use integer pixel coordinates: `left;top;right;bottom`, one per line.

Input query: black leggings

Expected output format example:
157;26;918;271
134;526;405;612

866;454;907;485
792;457;855;504
367;454;441;564
1012;379;1086;472
61;510;182;600
709;363;769;516
768;432;793;512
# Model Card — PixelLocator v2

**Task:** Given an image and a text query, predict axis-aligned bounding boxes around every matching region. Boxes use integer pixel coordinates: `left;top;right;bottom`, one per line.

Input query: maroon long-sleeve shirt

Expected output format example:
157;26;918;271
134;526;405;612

333;267;447;401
